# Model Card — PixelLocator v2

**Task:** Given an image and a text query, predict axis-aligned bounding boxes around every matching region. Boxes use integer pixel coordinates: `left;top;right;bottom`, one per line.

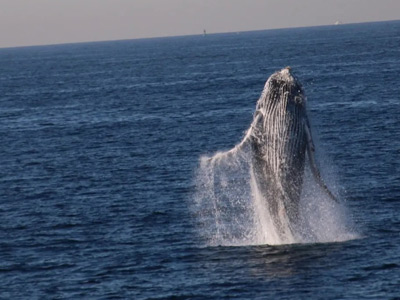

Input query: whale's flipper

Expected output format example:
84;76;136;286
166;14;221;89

207;131;251;163
304;118;339;203
207;112;262;162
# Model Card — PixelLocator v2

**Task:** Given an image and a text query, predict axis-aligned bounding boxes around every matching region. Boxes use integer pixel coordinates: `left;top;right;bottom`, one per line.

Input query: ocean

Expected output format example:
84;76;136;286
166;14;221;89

0;21;399;299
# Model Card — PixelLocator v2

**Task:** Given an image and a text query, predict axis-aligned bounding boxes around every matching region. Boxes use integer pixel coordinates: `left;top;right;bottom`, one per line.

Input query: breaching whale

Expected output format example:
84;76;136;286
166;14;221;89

217;67;338;238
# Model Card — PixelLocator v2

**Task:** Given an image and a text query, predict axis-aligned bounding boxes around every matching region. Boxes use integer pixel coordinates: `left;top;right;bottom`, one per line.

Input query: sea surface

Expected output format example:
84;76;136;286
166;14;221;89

1;21;399;299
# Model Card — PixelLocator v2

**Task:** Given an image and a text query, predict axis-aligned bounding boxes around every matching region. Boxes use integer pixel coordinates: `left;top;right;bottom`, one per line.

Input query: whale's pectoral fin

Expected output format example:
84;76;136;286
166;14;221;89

207;133;251;163
207;111;262;163
304;119;339;203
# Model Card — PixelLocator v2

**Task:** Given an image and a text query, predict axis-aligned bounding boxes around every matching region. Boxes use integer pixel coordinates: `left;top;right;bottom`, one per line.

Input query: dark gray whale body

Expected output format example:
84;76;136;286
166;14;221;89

221;67;337;238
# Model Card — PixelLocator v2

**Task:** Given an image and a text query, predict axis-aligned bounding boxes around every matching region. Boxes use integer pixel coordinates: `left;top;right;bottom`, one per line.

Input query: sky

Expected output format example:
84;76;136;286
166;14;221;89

0;0;399;48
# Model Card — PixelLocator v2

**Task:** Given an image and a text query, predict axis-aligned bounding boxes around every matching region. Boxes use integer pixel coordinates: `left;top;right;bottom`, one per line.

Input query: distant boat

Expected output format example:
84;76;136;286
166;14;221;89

203;29;207;36
334;21;342;25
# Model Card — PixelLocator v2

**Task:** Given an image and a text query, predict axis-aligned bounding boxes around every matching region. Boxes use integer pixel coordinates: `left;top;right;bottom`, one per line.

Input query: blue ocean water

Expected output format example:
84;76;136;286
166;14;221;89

0;20;399;299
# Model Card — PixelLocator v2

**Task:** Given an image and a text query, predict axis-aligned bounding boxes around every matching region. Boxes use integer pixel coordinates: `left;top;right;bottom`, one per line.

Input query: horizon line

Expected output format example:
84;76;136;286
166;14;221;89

1;19;399;50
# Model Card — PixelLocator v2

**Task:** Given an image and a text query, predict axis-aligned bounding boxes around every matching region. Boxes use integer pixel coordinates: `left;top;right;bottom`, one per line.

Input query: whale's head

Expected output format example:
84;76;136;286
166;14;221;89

257;67;306;112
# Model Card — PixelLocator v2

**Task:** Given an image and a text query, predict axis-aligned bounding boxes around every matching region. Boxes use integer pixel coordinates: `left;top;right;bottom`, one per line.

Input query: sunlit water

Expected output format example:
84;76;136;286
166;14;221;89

0;21;399;299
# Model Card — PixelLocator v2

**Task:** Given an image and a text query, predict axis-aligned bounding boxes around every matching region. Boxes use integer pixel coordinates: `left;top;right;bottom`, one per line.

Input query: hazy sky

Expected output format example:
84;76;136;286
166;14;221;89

1;0;399;48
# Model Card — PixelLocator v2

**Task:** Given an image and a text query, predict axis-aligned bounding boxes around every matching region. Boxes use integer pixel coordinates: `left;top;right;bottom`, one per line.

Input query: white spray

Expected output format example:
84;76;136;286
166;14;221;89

193;140;357;246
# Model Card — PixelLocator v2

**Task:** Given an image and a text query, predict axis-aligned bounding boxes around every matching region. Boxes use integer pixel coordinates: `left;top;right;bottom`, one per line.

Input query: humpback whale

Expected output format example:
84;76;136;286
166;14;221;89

218;67;338;238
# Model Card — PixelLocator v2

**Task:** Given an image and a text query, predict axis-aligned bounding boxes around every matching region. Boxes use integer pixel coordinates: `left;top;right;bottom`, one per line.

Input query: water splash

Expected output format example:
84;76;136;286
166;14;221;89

193;140;358;246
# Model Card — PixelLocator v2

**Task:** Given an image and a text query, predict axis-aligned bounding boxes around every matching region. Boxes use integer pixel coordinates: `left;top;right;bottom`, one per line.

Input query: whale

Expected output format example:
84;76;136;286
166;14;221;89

216;67;338;238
